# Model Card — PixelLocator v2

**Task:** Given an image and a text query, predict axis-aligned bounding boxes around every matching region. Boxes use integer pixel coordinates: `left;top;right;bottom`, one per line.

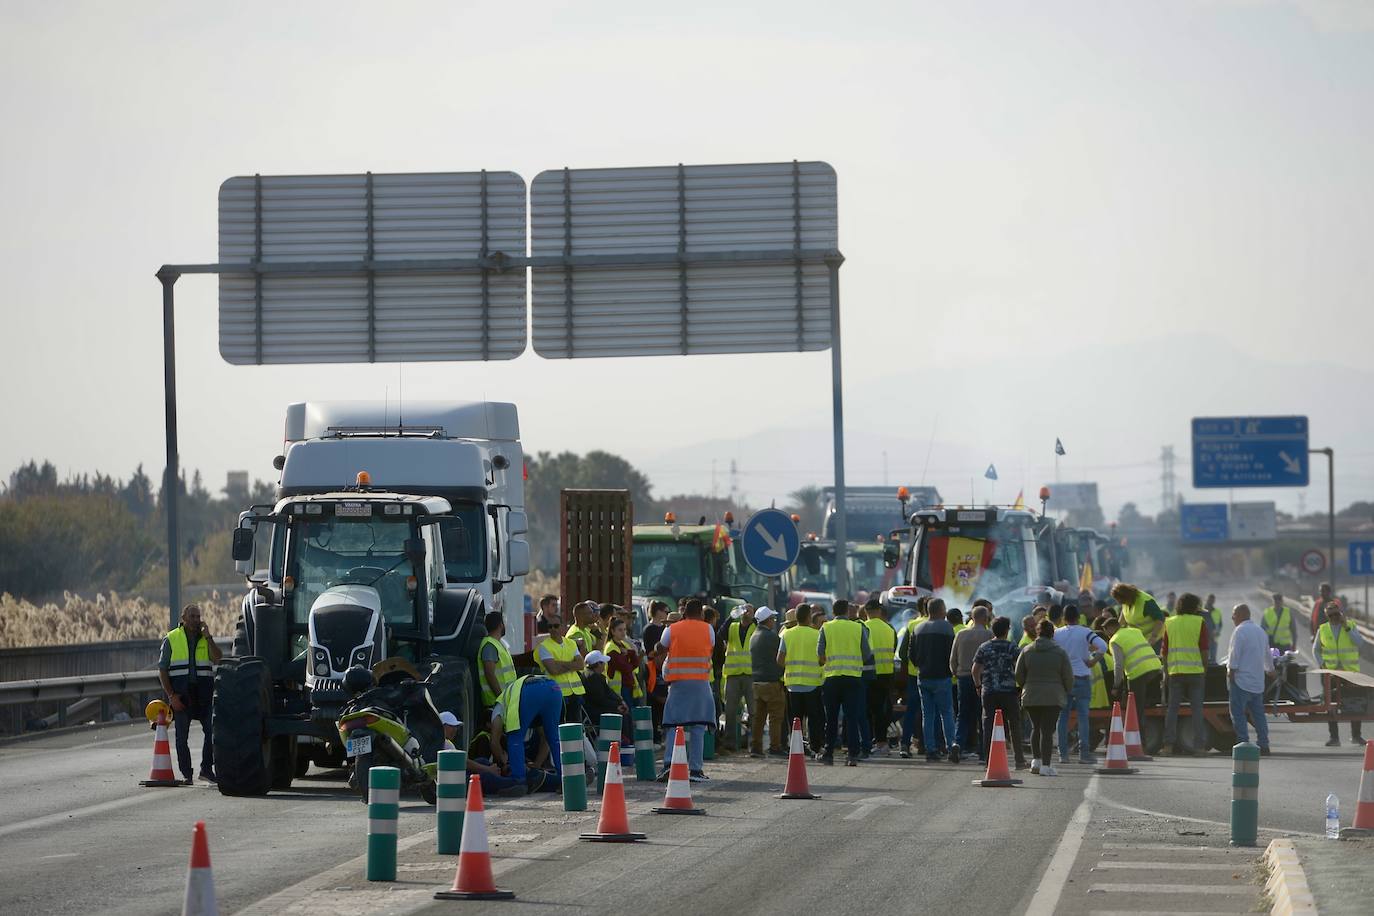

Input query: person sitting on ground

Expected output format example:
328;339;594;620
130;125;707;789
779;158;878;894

582;650;630;724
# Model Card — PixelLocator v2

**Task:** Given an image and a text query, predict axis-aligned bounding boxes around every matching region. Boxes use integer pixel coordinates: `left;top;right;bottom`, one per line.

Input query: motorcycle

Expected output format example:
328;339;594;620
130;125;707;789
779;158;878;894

336;664;445;805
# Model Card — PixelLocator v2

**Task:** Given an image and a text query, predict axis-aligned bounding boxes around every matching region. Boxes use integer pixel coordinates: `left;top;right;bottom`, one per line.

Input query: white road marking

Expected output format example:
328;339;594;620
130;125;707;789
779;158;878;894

841;794;906;821
0;793;148;839
37;853;80;860
1093;795;1323;838
1093;861;1238;871
1088;883;1250;895
1024;774;1099;916
1101;842;1238;851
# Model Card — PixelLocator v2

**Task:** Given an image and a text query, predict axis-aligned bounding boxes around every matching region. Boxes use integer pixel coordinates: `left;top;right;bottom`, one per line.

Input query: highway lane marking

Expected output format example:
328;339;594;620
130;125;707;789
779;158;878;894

0;793;147;839
1093;861;1238;871
1088;883;1250;895
1101;842;1236;851
841;794;906;821
1024;773;1099;916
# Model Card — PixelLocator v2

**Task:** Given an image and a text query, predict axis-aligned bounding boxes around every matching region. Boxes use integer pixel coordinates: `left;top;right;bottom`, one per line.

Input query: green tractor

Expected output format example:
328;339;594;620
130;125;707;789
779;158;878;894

630;515;770;618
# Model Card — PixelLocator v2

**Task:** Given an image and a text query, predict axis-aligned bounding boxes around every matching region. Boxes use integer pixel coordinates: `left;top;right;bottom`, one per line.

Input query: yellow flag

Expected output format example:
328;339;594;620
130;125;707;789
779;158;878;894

1012;489;1025;511
1079;557;1094;593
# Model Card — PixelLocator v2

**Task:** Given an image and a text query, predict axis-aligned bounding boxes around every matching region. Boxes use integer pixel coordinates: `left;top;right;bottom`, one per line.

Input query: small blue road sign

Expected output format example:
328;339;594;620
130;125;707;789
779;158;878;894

1180;504;1229;543
740;508;801;578
1192;416;1309;488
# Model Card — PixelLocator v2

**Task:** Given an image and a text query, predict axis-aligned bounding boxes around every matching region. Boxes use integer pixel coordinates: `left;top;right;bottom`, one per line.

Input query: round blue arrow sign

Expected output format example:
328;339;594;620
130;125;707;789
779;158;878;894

740;508;801;578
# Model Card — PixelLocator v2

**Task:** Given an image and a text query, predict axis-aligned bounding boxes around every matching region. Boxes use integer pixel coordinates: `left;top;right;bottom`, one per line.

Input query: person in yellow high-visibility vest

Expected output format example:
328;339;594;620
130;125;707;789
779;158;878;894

1111;583;1169;647
896;596;932;758
1261;593;1297;651
1105;615;1163;711
478;611;517;714
535;616;586;724
777;603;824;756
862;599;897;756
1313;602;1364;747
157;604;222;784
720;606;757;753
817;600;873;766
1160;593;1209;756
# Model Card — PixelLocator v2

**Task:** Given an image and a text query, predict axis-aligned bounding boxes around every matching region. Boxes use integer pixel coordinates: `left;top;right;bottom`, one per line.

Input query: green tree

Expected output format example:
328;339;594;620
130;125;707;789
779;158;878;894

786;485;825;536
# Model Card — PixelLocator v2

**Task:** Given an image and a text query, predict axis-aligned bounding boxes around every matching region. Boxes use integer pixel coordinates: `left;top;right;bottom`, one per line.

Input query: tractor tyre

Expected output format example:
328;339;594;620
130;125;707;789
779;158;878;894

212;657;274;796
270;735;297;790
427;656;474;742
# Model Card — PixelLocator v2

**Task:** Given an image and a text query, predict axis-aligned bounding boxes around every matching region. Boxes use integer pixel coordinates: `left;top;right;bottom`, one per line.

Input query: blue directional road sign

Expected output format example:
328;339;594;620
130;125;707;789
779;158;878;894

1191;416;1310;488
740;508;801;578
1350;541;1374;577
1180;503;1229;543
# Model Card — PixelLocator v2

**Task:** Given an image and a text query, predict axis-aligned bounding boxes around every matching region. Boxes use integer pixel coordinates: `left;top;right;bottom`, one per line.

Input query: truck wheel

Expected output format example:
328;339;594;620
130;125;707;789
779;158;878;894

212;657;275;796
270;735;296;790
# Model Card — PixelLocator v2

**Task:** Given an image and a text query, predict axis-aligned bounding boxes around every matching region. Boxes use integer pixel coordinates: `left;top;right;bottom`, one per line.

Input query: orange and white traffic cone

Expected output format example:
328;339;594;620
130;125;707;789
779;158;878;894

1124;693;1153;762
141;707;182;787
434;776;515;901
778;718;820;799
652;727;705;815
1095;702;1139;776
973;709;1023;787
1352;740;1374;831
182;821;216;916
580;742;646;842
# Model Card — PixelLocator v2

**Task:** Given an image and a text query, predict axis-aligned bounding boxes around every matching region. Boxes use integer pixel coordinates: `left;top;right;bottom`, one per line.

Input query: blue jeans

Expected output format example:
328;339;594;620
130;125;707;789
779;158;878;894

901;676;924;749
1058;676;1093;760
956;675;981;753
662;724;706;773
507;679;565;781
1229;684;1270;749
918;679;956;754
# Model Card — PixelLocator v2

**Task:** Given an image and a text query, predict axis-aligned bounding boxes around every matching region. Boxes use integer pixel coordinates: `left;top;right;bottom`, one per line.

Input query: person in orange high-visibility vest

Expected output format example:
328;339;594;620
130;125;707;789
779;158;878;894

652;598;716;780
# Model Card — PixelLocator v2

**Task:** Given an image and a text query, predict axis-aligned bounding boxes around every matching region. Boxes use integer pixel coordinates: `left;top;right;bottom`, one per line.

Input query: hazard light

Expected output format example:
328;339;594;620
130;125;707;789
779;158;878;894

664;512;677;524
356;471;372;488
896;486;909;501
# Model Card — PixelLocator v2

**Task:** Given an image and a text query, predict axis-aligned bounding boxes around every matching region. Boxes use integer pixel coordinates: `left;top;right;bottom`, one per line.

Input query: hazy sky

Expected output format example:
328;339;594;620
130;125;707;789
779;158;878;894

2;0;1372;522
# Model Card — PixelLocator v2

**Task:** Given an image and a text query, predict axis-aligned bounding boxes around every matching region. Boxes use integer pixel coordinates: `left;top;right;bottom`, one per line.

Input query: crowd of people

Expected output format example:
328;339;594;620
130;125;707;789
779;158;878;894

454;582;1365;794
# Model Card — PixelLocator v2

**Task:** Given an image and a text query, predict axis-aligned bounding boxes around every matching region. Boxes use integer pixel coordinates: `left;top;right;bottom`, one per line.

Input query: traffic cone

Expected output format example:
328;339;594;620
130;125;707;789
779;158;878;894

141;710;182;787
973;709;1023;787
1095;702;1139;775
652;727;705;815
580;742;646;842
182;821;216;916
1352;740;1374;830
778;718;820;799
1124;693;1153;761
434;776;515;901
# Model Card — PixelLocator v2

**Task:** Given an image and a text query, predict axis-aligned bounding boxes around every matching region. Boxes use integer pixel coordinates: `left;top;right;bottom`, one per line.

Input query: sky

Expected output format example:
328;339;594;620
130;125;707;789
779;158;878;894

2;0;1372;523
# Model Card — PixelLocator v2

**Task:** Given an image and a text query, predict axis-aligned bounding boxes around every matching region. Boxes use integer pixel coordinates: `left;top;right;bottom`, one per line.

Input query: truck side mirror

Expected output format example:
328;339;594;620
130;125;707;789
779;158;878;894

506;510;528;537
882;541;900;569
506;540;530;578
801;545;821;575
404;537;426;567
232;527;255;563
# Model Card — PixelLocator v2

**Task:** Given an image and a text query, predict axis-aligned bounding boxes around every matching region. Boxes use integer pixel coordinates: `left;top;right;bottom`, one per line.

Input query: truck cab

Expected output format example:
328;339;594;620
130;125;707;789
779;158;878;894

630;520;769;617
881;506;1063;629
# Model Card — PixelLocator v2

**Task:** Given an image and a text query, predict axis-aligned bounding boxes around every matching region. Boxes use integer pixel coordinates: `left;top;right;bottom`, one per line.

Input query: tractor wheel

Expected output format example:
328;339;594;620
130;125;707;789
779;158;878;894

294;753;311;779
270;735;297;790
427;656;474;742
212;657;274;796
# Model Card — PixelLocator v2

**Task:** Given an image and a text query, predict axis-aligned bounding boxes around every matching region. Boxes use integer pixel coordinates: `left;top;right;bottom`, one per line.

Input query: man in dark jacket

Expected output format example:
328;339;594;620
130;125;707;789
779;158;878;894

912;598;959;763
157;604;223;784
748;607;787;757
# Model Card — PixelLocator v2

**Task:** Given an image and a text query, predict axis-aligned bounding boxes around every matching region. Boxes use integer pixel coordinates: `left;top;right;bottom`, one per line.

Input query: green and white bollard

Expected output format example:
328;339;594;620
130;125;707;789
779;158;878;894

436;749;466;855
367;765;401;881
632;706;656;781
597;713;623;794
560;722;587;812
1230;742;1260;847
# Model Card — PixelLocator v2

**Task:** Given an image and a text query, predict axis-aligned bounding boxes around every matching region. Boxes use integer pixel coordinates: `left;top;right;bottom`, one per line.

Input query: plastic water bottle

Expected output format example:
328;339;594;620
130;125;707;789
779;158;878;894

1325;793;1340;839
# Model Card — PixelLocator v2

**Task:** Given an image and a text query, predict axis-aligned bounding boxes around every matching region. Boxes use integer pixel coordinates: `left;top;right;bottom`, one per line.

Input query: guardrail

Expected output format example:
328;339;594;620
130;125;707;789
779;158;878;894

0;671;163;732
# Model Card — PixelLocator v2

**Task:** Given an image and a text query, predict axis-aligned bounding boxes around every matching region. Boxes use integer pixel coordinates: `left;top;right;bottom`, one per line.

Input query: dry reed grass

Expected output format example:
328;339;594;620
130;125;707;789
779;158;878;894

0;591;241;649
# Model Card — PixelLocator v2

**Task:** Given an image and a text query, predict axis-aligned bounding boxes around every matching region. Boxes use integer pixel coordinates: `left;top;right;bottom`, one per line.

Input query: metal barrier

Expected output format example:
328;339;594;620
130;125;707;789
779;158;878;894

0;671;162;732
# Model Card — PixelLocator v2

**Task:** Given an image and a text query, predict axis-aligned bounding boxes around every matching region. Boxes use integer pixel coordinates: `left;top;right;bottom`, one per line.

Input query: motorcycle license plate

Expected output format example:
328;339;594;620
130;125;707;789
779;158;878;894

345;734;372;757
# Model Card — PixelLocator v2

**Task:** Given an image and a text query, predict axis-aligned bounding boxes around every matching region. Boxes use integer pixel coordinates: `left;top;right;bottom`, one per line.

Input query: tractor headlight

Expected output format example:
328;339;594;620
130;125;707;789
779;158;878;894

353;648;370;665
315;663;329;676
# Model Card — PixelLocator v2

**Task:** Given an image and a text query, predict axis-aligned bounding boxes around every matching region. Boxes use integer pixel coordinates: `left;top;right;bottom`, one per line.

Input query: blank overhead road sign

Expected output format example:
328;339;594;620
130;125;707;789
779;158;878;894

740;509;802;578
528;161;840;359
1191;416;1310;488
218;171;528;364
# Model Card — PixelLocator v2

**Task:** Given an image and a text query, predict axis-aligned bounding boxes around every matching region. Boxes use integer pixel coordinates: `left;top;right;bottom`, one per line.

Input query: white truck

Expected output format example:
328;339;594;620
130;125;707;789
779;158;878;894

224;401;530;791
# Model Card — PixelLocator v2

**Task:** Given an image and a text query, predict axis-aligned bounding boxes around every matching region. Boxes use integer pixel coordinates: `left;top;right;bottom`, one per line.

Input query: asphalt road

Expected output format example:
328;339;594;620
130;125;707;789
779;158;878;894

2;582;1370;915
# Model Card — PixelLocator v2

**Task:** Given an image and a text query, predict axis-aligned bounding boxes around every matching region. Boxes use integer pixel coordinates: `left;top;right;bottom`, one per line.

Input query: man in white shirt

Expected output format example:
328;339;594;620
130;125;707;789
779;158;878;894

1226;604;1274;753
1053;605;1109;764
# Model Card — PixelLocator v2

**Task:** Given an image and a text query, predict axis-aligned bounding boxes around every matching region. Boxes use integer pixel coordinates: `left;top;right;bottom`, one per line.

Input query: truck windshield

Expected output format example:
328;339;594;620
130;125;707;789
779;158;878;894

793;544;837;593
912;521;1032;604
632;541;706;597
849;551;885;593
439;502;486;583
288;514;417;628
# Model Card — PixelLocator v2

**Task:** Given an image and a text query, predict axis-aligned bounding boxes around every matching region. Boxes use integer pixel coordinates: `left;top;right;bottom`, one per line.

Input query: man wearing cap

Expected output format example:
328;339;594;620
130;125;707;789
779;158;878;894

748;607;787;757
1313;602;1364;747
721;604;757;753
582;650;630;724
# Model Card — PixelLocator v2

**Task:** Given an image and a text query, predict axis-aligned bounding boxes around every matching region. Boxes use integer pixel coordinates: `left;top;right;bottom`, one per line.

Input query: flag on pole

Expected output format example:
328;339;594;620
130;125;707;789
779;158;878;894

1012;489;1025;511
1079;556;1094;593
1054;438;1066;456
984;464;998;481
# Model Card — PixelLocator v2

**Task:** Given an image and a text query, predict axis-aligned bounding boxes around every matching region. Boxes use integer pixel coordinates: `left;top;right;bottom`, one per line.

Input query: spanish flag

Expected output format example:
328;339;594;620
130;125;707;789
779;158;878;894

711;523;732;553
1079;557;1094;593
1012;489;1025;511
928;536;997;602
